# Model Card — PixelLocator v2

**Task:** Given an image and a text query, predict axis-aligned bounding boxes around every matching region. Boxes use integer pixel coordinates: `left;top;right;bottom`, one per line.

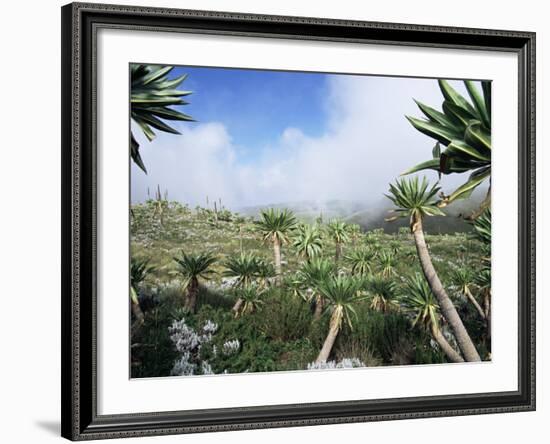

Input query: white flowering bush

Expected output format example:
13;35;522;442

169;319;201;353
307;357;365;370
202;320;218;335
222;339;240;356
169;318;219;376
167;317;246;376
171;352;196;376
130;199;490;379
201;361;214;375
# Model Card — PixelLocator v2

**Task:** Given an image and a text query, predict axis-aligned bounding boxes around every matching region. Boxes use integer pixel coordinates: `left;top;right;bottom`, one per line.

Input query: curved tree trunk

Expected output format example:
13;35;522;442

313;294;324;321
273;237;282;285
430;323;464;363
412;217;481;362
315;308;342;364
484;290;491;342
185;278;199;313
335;242;342;264
130;286;144;333
232;298;243;316
467;185;491;220
464;287;486;320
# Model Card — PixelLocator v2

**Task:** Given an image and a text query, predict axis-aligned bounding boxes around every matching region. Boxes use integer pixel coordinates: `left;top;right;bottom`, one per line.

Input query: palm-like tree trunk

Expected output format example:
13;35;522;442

130;287;144;333
484;290;491;341
232;298;243;316
464;287;486;320
467;185;491;220
335;242;342;263
273;236;282;284
430;323;464;363
313;294;324;320
185;277;199;313
315;307;342;363
412;216;481;362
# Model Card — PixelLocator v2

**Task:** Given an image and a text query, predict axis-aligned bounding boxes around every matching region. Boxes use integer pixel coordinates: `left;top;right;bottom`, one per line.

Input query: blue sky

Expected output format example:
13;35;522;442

170;66;328;163
131;65;474;210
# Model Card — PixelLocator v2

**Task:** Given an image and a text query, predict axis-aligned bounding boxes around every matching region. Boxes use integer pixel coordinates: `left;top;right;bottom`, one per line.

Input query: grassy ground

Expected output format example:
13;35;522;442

130;200;490;378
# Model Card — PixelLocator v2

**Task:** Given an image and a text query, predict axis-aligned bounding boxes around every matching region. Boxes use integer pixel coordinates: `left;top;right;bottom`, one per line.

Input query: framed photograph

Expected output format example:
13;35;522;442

61;2;536;440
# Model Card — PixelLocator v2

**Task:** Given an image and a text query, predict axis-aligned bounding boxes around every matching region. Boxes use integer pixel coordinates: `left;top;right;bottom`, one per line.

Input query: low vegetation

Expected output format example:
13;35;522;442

128;68;492;377
130;198;490;378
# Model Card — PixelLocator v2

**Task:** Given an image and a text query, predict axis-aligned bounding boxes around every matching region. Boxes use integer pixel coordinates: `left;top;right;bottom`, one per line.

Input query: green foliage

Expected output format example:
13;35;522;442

386;176;446;226
195;304;314;374
388;239;402;255
217;209;233;222
374;313;417;365
364;232;382;250
413;337;447;365
347;223;362;245
365;275;399;313
295;258;335;294
130;302;180;378
471;208;491;245
451;266;475;297
327;219;351;244
377;250;397;278
256;261;276;288
222;253;262;288
255;208;297;244
130;257;156;291
397;226;410;238
255;289;313;342
130;203;490;376
400;273;439;329
336;305;414;365
345;248;376;276
292;223;323;260
130;65;194;173
233;286;266;317
275;339;319;371
130;257;156;306
316;275;366;330
172;251;217;286
475;267;491;292
403;80;491;205
196;286;235;311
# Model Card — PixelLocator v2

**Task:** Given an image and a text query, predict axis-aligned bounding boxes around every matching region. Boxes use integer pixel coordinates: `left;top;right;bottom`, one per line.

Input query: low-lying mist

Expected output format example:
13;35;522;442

131;75;483;234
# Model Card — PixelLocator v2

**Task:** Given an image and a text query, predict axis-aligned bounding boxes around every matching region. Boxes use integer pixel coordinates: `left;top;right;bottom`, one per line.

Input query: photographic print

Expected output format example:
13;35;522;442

129;64;492;378
62;5;535;438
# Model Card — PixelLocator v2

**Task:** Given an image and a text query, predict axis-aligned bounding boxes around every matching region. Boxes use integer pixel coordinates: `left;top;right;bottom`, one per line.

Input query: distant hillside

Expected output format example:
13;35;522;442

238;199;364;223
238;192;487;234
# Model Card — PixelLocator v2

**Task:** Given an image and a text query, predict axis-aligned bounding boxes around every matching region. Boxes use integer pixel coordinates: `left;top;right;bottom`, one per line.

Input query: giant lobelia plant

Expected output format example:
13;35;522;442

131;64;194;173
386;176;480;361
404;80;491;212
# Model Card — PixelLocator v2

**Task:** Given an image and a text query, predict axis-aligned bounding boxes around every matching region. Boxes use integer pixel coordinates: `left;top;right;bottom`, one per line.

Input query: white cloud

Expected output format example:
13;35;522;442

131;75;470;210
132;122;239;205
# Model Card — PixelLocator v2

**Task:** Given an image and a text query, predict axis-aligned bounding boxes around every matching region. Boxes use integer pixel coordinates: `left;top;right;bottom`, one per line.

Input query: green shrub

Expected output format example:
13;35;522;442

275;339;318;371
254;289;312;341
335;305;414;365
197;285;236;311
130;306;179;378
130;201;491;375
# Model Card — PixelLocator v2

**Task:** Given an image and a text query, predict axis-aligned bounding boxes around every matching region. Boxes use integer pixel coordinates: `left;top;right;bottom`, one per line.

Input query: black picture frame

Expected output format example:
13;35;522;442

61;2;536;440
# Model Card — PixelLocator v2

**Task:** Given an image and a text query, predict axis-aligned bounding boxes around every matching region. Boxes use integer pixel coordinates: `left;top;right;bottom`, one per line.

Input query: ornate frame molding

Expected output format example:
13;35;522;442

61;2;535;440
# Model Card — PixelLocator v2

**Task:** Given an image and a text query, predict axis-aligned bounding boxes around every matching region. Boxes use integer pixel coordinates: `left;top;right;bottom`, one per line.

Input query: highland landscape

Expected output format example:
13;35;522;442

129;64;492;378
